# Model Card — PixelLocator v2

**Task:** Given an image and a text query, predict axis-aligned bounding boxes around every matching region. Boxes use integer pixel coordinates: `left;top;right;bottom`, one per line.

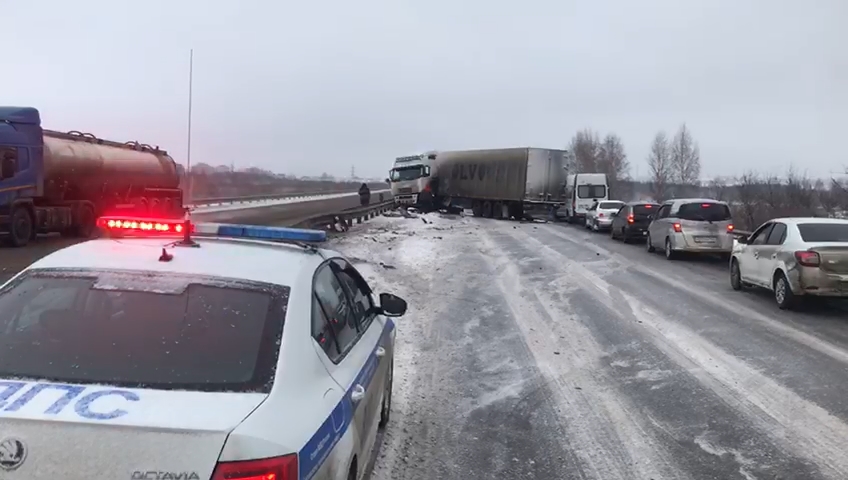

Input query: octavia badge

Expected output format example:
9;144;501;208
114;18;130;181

0;437;27;471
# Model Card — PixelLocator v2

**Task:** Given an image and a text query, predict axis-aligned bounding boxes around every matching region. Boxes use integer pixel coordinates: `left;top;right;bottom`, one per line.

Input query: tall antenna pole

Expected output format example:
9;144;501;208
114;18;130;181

186;49;194;204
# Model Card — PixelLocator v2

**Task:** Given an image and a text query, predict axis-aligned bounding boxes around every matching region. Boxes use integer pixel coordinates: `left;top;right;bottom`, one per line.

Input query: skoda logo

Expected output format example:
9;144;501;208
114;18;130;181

0;437;27;471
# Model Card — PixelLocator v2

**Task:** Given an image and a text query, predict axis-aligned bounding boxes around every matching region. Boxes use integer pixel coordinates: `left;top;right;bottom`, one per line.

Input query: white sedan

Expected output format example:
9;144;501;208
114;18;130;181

730;217;848;309
0;216;407;480
585;200;625;231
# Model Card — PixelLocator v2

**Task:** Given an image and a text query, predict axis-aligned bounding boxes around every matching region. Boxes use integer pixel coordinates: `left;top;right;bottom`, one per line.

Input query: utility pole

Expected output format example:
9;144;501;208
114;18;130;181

186;49;194;204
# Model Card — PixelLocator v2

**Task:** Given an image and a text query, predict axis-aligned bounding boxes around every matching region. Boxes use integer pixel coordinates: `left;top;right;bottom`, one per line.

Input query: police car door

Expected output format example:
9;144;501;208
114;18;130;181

312;262;381;478
331;259;387;461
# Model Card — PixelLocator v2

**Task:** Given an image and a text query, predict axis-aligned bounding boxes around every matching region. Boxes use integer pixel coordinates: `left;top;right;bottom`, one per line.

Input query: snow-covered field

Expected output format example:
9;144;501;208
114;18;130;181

329;211;848;480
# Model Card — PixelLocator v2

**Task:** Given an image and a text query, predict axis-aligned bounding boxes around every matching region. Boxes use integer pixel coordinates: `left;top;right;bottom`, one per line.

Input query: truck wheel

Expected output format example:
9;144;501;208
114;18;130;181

76;205;96;238
471;202;483;217
492;202;504;220
482;201;493;218
7;207;33;247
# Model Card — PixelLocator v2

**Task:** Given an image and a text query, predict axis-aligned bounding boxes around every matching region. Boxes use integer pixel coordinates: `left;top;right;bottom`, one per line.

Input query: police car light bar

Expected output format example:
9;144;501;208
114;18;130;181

195;223;328;243
97;216;188;234
97;216;328;244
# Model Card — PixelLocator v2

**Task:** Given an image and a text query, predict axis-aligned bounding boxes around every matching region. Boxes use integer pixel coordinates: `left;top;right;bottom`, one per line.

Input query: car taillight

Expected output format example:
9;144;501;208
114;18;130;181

598;213;604;218
672;222;682;233
627;214;634;224
726;224;734;233
211;454;298;480
794;251;820;267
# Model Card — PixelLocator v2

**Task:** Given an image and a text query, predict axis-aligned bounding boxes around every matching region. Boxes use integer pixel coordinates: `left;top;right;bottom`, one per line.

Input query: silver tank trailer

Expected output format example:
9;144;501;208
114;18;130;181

42;130;180;202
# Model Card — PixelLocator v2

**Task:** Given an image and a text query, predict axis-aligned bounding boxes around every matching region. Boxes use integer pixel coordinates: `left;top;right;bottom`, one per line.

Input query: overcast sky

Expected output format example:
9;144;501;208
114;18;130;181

4;0;845;180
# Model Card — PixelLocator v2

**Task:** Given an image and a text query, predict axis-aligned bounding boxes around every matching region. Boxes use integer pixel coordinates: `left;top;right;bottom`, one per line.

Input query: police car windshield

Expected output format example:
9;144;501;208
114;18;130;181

0;269;289;393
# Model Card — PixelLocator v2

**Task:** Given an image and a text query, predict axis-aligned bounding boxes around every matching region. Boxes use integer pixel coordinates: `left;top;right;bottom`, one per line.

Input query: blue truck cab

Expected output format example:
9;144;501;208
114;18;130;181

0;107;46;246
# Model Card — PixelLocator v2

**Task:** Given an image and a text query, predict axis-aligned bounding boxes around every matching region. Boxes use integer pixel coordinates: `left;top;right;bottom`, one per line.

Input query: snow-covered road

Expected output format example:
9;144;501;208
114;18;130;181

330;212;848;480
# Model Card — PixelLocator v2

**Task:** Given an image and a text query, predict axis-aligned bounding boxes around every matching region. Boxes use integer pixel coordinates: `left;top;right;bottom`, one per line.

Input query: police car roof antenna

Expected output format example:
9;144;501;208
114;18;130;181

174;208;200;248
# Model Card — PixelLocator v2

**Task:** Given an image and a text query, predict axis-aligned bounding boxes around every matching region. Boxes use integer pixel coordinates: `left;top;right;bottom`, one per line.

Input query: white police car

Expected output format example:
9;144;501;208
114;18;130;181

0;215;407;480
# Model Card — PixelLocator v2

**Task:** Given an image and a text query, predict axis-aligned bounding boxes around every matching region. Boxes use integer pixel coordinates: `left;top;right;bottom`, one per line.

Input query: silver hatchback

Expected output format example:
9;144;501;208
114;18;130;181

646;198;735;260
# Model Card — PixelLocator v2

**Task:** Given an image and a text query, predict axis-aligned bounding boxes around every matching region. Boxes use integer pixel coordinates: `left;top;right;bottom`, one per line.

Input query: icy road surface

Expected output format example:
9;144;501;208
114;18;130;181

330;212;848;480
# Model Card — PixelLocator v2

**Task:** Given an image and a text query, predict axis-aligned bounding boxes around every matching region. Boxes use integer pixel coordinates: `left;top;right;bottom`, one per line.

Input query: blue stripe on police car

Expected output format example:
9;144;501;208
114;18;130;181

298;318;395;480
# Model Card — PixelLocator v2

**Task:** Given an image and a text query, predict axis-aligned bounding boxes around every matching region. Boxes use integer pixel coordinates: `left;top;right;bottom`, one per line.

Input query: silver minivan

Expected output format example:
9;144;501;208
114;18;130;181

645;198;735;260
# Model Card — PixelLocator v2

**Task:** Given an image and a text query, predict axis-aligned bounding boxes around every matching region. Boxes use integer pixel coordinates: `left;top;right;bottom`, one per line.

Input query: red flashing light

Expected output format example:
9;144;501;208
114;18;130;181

627;214;634;224
211;454;298;480
672;222;682;233
794;251;820;267
97;216;190;235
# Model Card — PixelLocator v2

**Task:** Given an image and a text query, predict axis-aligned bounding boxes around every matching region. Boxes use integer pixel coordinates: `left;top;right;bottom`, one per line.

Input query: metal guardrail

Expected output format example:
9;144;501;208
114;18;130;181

189;189;391;207
189;190;351;206
293;201;396;231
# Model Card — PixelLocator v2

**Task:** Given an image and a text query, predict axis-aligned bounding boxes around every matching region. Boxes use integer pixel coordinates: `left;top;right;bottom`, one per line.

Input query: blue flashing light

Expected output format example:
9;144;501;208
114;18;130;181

212;224;328;243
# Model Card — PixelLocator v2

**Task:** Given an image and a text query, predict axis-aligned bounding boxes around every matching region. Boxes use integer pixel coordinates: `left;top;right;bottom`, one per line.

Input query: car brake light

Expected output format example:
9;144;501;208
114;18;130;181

701;203;712;208
598;213;604;218
97;216;188;234
672;222;682;232
627;214;634;224
726;224;734;232
643;204;652;209
211;454;298;480
794;251;820;267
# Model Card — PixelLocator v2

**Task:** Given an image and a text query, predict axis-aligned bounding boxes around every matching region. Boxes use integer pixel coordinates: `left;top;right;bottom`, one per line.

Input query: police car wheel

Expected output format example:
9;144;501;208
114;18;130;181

379;359;393;429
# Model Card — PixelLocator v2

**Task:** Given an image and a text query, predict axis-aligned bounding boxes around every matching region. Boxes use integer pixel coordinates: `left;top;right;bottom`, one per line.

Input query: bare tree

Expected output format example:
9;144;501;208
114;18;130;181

707;176;729;201
647;131;672;202
783;166;817;217
569;129;601;172
597;133;630;198
670;123;701;196
733;171;761;230
816;179;840;217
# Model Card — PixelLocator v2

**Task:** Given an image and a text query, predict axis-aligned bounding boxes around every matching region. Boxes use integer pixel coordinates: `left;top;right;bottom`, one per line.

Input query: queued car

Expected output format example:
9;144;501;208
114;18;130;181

730;217;848;309
645;198;735;260
609;202;660;242
584;200;625;232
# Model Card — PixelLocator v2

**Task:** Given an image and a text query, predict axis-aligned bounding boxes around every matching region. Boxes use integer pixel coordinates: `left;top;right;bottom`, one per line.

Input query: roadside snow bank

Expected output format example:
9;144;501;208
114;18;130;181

328;211;472;478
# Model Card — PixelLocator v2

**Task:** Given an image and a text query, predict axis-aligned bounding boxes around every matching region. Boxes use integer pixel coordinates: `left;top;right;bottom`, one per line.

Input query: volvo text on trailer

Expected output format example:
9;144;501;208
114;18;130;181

0;106;183;247
388;151;438;207
564;173;610;223
427;147;567;220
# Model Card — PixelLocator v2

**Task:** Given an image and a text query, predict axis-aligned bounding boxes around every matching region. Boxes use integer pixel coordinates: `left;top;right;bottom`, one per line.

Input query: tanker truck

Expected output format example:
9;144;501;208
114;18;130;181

427;147;567;219
0;106;183;247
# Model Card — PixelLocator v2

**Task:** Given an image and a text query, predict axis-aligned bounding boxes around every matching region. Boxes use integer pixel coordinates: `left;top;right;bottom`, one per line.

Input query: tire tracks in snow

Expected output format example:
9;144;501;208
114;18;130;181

500;222;848;479
479;227;684;480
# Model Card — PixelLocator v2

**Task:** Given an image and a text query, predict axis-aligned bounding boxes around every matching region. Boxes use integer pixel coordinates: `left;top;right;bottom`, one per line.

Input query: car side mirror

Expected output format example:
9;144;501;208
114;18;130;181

385;178;391;184
379;293;407;317
736;235;749;245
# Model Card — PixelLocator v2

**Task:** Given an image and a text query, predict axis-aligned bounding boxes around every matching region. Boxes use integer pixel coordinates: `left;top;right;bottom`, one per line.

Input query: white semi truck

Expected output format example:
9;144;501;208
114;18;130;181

388;151;438;207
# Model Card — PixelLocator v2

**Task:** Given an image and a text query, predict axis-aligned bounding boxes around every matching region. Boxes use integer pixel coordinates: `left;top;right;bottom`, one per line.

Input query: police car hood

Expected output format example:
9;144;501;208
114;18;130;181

0;380;266;480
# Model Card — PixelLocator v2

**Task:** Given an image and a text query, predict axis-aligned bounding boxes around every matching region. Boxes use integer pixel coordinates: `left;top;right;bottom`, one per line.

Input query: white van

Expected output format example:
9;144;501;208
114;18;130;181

564;173;609;223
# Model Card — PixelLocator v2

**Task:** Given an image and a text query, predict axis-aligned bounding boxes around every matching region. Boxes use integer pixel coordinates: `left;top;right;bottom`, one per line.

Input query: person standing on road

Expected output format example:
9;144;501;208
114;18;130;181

359;182;371;206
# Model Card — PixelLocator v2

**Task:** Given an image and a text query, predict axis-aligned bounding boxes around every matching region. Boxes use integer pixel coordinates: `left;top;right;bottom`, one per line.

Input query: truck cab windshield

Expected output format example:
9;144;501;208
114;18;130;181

390;166;426;182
